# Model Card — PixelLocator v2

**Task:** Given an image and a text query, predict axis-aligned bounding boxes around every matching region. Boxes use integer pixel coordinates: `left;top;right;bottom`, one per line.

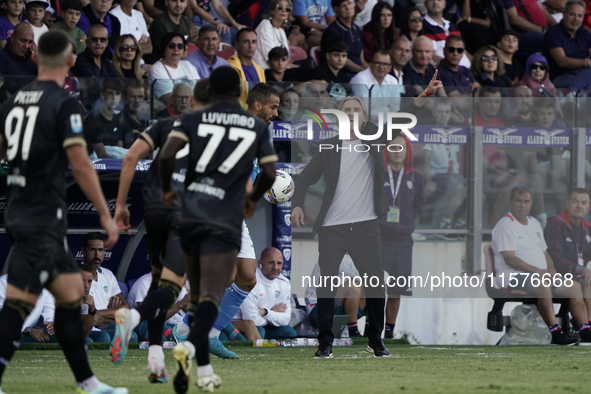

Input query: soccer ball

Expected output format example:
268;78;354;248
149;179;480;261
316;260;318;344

264;170;295;204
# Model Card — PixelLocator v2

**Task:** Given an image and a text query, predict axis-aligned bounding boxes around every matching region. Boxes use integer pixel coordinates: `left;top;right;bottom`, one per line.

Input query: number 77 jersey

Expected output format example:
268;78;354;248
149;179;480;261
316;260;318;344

169;101;277;232
0;80;87;230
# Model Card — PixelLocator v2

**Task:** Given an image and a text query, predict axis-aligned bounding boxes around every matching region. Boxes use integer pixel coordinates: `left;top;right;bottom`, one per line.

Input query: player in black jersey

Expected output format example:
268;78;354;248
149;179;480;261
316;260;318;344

108;78;211;382
0;31;126;394
159;66;277;393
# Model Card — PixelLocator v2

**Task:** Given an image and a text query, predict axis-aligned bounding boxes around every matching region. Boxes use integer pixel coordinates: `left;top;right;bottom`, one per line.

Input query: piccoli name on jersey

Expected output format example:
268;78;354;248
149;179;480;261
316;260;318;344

13;90;44;105
202;112;256;128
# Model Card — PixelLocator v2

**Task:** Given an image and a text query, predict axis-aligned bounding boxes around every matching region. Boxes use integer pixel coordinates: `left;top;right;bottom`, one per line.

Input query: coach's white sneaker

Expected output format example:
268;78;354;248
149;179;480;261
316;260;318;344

196;373;222;392
76;382;128;394
172;342;194;394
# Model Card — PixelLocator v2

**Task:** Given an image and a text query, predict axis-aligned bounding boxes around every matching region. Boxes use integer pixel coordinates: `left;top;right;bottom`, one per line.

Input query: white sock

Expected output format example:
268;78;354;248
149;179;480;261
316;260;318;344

78;376;100;392
197;364;214;377
176;321;190;336
130;309;141;329
208;328;221;339
148;345;164;361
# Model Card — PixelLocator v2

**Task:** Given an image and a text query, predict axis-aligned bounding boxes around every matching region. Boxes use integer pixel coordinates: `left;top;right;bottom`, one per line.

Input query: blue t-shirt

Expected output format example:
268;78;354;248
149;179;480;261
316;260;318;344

437;60;476;94
293;0;335;25
242;63;259;82
543;22;591;79
0;17;25;43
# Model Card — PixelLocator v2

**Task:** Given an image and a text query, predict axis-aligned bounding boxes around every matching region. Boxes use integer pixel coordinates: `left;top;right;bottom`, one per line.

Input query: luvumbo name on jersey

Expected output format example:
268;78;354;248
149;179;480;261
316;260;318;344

202;112;256;128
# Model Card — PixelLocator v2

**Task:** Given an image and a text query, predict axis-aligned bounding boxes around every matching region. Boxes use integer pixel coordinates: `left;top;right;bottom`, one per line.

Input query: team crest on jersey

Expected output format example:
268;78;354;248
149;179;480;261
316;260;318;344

103;286;109;294
407;180;412;190
275;290;280;298
70;114;83;133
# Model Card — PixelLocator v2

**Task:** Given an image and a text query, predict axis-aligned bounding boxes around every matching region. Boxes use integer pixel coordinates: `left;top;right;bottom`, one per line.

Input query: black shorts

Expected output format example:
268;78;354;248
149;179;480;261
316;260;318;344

6;226;78;294
179;222;241;257
145;209;186;276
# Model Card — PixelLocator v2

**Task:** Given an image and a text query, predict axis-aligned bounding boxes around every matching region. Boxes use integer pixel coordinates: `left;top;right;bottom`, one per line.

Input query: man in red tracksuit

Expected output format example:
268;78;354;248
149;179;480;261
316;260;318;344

379;134;424;339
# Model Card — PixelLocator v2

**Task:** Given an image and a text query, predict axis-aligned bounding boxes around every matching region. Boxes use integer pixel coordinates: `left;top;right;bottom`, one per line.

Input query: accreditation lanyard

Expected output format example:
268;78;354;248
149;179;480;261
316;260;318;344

386;165;403;223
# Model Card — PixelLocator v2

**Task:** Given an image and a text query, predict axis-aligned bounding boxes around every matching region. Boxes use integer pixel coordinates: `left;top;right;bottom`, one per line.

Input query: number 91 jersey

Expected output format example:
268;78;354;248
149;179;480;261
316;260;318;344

0;81;87;230
169;101;277;233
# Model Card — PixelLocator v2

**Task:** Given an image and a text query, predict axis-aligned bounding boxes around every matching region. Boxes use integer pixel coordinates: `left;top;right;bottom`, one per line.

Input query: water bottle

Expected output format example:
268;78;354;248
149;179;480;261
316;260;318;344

163;341;175;349
282;339;295;347
332;338;353;346
450;332;459;345
139;341;149;349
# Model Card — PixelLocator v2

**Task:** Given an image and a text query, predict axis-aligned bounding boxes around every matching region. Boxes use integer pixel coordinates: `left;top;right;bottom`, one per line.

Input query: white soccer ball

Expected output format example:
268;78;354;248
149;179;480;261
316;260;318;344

264;170;295;204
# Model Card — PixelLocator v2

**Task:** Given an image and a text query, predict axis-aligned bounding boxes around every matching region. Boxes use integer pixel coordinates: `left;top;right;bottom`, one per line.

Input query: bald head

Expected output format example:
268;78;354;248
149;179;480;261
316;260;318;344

10;23;35;58
259;247;283;280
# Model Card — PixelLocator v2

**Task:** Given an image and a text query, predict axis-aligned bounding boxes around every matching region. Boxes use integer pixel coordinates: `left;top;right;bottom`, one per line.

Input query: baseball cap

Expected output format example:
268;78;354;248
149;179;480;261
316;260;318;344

25;0;49;8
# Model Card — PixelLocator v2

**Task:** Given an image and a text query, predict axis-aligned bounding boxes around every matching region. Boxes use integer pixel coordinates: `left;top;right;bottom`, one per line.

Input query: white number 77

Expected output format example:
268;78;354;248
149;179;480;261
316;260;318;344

195;124;256;174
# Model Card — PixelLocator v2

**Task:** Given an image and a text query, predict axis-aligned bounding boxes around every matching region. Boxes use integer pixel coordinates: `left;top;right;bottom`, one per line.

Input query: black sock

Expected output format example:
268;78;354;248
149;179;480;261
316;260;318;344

385;323;395;339
549;323;562;338
54;300;94;383
136;281;179;321
347;323;360;337
147;313;167;346
364;322;370;338
187;300;219;366
0;302;26;383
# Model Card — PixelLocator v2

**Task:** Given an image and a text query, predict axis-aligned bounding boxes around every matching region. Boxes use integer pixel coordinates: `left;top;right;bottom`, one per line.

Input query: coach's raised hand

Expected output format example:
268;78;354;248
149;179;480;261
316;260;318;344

291;206;305;228
425;69;443;96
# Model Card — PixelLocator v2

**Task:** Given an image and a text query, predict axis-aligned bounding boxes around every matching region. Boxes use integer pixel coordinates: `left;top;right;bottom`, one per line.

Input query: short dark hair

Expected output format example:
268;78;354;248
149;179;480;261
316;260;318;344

510;186;531;201
193;77;211;105
123;79;144;96
498;29;519;40
79;264;94;274
478;86;500;98
445;35;464;47
372;50;391;62
160;32;187;52
82;232;105;248
198;25;217;38
37;30;71;59
236;27;256;43
268;46;289;61
62;0;82;12
565;0;585;13
570;188;590;199
247;83;280;106
102;78;123;93
325;38;348;54
208;66;241;98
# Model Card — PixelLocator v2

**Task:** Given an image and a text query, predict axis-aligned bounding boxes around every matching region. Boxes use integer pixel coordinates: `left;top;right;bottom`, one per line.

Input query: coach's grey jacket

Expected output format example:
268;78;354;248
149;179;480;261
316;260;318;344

292;100;421;237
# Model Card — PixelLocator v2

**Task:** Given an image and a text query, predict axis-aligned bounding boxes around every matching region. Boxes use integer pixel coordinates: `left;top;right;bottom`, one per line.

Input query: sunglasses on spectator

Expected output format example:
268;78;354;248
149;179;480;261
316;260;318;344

445;47;464;54
409;16;424;22
531;63;547;71
276;4;292;12
372;61;392;67
167;42;185;50
89;37;108;43
120;44;138;51
481;55;498;62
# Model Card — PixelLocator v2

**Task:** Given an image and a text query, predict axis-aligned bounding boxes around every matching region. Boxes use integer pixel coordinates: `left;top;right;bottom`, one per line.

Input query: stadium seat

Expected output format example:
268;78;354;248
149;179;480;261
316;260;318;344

483;244;570;336
118;280;129;300
217;42;236;60
289;45;308;62
127;278;139;293
309;46;320;66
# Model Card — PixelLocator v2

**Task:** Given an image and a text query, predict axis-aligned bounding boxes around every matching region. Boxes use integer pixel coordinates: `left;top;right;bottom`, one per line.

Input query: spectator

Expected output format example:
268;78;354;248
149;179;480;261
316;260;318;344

71;23;119;77
24;0;49;45
148;33;200;105
0;274;57;344
321;0;365;74
0;22;37;79
471;45;512;88
423;99;468;236
470;85;504;126
120;80;146;148
113;34;146;79
233;247;296;340
190;0;245;45
422;0;469;68
185;25;230;78
502;0;555;54
398;7;423;43
278;88;300;120
530;97;564;127
310;38;351;83
543;0;591;89
253;0;292;70
49;0;85;54
83;78;124;158
0;0;24;48
351;50;402;114
544;188;591;320
80;232;132;341
438;36;479;99
515;53;557;95
389;38;410;84
77;0;121;54
156;81;193;118
293;0;335;48
228;27;266;106
455;0;497;54
80;265;111;343
497;29;524;83
128;272;190;342
265;46;311;82
109;0;152;57
402;36;436;90
491;186;588;345
141;0;168;19
361;1;396;64
246;82;280;124
145;0;190;64
380;135;424;338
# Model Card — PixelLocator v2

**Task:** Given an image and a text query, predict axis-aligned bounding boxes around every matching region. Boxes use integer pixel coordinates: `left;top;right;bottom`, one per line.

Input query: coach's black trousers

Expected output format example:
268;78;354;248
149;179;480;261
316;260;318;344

316;219;386;345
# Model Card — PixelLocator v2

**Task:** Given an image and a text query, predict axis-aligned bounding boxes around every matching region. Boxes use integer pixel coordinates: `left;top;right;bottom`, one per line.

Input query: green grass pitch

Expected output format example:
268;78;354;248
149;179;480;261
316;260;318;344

3;340;591;393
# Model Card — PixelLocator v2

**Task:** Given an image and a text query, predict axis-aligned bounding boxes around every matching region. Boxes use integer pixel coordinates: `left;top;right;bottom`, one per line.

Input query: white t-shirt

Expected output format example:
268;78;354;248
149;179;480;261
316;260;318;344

148;60;200;100
0;274;55;332
89;266;122;310
252;19;290;70
323;139;377;226
492;213;548;287
422;144;460;176
29;23;48;46
128;272;187;326
109;5;149;41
